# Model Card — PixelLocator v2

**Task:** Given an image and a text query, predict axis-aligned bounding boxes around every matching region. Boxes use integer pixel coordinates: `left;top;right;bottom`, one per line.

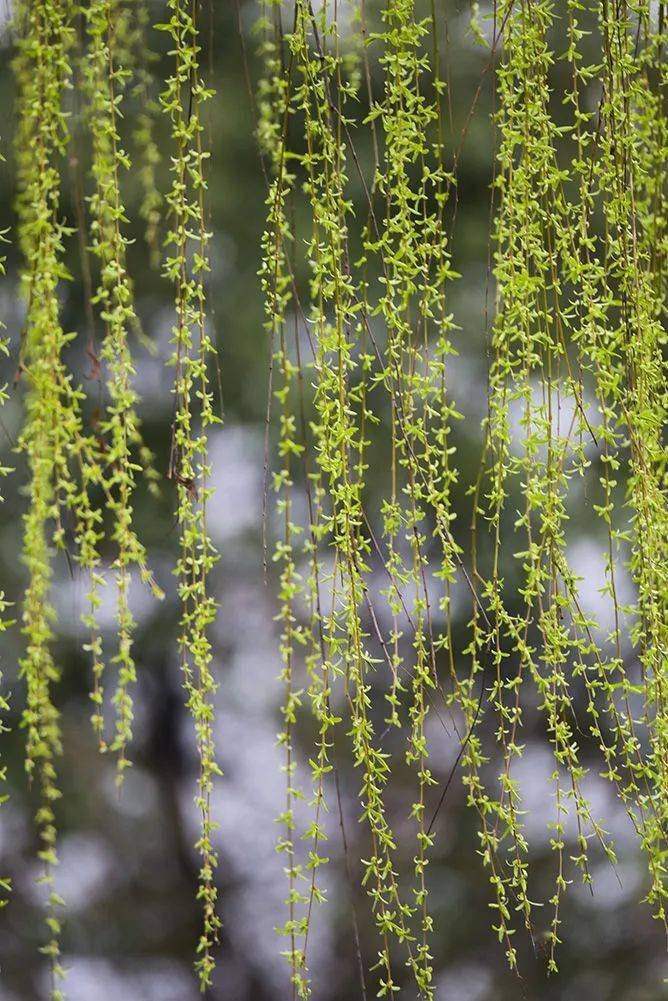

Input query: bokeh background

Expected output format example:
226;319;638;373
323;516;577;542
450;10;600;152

0;2;666;999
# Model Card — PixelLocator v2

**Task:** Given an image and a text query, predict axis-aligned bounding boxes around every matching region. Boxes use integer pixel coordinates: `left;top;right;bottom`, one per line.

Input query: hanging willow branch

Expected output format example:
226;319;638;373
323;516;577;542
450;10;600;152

158;0;221;988
0;145;12;915
13;1;81;992
81;0;163;774
257;0;667;997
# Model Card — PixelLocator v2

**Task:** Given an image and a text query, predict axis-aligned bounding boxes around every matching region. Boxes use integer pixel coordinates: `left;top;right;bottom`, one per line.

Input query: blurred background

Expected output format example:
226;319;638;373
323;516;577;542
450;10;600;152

0;1;666;999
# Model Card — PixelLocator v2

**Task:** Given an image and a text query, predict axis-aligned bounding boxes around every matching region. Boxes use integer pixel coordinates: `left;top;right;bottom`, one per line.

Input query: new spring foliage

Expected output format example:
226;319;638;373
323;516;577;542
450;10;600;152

0;0;665;998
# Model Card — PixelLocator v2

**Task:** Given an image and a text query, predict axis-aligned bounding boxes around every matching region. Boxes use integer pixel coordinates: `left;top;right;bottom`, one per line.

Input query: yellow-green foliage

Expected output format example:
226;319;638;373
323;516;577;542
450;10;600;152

82;0;161;772
158;0;221;988
11;0;217;993
0;147;12;914
257;0;667;998
14;2;82;994
1;0;666;998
